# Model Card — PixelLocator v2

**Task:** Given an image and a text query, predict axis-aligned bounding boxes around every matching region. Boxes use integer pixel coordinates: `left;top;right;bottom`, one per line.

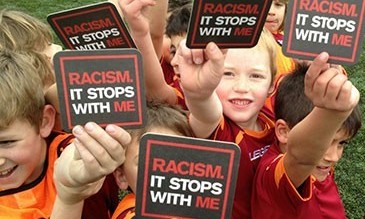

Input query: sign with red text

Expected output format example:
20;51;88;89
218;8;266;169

136;133;240;219
53;49;146;132
283;0;365;64
186;0;272;48
47;2;136;50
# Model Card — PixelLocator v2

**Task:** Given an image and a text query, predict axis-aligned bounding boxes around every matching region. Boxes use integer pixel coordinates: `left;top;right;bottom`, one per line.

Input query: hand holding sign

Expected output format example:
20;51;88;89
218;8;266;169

177;40;225;100
54;122;131;204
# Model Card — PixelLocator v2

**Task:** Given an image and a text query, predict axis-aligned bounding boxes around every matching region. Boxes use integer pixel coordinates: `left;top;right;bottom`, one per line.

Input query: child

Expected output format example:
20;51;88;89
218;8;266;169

165;2;192;66
251;53;361;218
0;50;125;219
176;29;277;218
265;0;287;45
51;101;193;219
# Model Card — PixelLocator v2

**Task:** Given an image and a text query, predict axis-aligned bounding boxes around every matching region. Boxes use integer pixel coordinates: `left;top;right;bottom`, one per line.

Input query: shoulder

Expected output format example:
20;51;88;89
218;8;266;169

112;194;136;219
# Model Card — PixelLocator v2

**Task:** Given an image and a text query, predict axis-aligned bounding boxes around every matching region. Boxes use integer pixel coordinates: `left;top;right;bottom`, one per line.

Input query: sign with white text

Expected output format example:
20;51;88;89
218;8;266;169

186;0;272;48
48;2;136;50
283;0;365;64
53;49;146;132
136;133;240;219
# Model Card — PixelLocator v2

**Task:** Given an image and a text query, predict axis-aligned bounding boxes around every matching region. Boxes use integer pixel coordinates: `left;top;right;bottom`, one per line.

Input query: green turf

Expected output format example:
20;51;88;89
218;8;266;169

0;1;364;218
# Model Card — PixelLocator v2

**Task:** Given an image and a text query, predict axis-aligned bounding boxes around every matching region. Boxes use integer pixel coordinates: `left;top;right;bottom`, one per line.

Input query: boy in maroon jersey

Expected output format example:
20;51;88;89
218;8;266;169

176;30;277;219
251;53;361;218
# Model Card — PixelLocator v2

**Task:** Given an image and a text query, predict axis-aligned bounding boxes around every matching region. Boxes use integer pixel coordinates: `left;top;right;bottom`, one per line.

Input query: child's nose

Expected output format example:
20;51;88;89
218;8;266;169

233;76;250;92
323;146;340;163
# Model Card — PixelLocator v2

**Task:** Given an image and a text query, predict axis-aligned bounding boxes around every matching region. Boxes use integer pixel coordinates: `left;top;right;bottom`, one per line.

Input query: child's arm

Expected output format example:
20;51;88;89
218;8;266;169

177;40;225;138
51;122;130;219
284;52;360;187
119;0;176;104
145;0;168;59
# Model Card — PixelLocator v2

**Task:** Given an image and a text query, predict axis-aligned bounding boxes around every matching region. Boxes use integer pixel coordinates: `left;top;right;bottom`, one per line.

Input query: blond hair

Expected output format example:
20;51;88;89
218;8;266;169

0;9;53;52
255;27;278;84
0;50;45;130
24;51;55;91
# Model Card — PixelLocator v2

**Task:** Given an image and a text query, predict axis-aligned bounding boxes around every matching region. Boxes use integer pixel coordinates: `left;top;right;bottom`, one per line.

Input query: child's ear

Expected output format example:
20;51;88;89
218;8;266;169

275;119;290;144
113;166;129;190
39;104;56;138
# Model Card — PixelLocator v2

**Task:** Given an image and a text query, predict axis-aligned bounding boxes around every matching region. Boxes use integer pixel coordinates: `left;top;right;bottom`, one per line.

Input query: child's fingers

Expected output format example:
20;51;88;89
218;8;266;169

105;124;131;148
305;52;329;92
203;42;225;82
178;39;197;64
82;123;125;165
323;72;347;103
311;68;339;100
72;139;105;179
72;123;124;169
337;81;360;111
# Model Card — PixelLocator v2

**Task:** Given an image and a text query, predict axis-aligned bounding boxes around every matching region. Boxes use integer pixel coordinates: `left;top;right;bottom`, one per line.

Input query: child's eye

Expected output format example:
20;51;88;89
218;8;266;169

223;72;235;77
339;140;349;147
250;73;265;79
275;2;285;7
0;140;16;148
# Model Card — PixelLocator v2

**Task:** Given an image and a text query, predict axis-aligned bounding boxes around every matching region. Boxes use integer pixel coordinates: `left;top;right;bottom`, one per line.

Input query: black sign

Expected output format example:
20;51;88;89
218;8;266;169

48;2;136;50
136;133;240;219
53;49;146;132
283;0;365;64
186;0;272;48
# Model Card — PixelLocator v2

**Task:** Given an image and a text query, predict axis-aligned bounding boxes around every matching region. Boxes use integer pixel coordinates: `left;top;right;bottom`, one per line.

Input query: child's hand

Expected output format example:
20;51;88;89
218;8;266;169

178;40;225;100
119;0;156;37
305;52;359;112
54;122;131;204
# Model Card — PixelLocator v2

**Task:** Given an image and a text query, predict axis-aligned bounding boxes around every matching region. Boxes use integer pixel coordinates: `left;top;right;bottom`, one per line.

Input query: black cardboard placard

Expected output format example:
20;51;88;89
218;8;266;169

53;49;146;132
186;0;272;48
283;0;365;65
136;133;241;219
47;2;136;50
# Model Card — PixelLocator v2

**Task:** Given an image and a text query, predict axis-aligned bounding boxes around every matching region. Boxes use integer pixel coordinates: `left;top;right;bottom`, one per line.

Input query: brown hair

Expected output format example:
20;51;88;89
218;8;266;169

0;9;53;52
0;50;45;130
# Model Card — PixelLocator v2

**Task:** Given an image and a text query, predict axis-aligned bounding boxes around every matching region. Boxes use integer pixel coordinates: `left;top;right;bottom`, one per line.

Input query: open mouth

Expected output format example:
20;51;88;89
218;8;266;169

0;166;17;178
316;166;330;173
230;99;251;106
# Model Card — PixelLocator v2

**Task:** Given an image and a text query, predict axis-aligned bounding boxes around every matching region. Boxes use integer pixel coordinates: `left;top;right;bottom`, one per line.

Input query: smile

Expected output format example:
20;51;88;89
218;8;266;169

231;99;251;106
0;166;17;178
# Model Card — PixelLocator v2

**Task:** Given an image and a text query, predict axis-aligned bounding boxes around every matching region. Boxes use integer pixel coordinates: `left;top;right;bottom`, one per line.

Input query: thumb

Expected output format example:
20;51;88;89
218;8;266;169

305;52;329;91
204;42;225;79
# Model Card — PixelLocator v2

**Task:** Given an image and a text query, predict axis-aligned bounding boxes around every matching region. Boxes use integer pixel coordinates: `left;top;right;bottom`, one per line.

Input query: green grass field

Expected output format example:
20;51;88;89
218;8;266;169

0;0;364;218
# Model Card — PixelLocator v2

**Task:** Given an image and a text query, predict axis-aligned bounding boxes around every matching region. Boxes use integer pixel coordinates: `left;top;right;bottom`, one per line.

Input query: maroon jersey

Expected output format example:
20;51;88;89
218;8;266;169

160;58;175;85
210;113;275;219
252;141;347;219
170;78;187;110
